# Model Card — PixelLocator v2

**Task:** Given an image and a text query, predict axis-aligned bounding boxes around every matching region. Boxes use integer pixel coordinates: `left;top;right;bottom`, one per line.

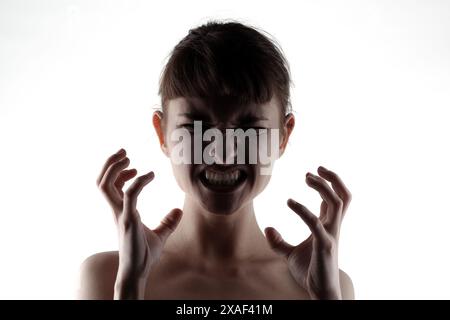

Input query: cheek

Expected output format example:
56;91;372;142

170;163;193;193
244;164;273;201
167;137;196;192
254;170;272;192
253;131;281;172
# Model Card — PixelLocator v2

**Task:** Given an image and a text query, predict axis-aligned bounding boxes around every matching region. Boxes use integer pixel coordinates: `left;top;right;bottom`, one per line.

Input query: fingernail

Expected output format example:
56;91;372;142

147;171;155;178
287;198;297;206
117;148;125;154
318;166;327;172
306;172;318;181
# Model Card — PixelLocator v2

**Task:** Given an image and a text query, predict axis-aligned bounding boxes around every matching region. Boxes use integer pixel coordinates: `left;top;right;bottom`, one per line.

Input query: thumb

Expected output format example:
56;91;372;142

264;227;294;259
153;208;183;244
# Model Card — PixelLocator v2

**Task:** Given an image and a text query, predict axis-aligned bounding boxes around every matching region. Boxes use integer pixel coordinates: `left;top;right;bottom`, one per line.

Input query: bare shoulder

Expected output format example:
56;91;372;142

78;251;119;300
339;269;355;300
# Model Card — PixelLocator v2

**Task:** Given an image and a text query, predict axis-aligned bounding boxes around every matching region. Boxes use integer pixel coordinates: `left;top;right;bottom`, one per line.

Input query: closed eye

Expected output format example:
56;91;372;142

176;124;268;134
176;123;212;131
242;126;267;130
240;126;269;135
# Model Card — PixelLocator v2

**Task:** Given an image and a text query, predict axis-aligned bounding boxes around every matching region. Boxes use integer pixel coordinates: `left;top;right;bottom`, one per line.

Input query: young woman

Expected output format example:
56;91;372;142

78;20;354;300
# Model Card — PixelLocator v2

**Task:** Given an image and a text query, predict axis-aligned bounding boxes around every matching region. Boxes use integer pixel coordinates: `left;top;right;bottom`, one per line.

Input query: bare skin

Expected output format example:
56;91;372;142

78;96;354;300
79;249;353;299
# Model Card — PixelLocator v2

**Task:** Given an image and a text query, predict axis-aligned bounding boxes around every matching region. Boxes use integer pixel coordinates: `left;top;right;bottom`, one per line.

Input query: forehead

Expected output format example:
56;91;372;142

166;96;281;124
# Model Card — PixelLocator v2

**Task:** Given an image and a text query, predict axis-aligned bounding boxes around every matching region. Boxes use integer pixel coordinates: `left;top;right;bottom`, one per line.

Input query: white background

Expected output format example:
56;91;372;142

1;0;449;299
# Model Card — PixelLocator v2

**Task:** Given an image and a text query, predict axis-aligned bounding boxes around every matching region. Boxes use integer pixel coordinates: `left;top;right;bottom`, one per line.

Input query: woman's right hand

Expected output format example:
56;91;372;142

97;148;183;299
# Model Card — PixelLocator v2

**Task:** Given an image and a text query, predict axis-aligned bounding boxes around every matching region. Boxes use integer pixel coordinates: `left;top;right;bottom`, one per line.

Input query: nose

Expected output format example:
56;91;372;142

208;129;238;165
223;130;238;164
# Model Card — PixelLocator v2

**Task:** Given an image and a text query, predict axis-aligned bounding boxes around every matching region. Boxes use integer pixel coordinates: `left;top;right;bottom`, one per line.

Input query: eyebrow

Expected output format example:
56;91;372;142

232;114;268;125
179;112;268;123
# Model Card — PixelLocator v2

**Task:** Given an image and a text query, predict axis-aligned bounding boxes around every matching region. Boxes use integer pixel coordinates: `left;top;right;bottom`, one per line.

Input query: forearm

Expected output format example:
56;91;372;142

114;276;147;300
307;281;343;300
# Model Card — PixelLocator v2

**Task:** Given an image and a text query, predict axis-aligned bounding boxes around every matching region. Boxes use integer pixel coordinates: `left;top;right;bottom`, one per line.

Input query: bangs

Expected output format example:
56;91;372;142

158;21;291;113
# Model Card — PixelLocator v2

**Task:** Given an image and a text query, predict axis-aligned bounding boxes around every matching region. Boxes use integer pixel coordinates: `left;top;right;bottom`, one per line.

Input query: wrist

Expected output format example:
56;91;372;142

308;289;342;300
307;284;342;300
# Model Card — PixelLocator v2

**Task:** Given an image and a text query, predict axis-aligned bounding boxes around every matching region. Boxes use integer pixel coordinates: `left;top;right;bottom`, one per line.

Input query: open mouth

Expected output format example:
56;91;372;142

199;167;247;192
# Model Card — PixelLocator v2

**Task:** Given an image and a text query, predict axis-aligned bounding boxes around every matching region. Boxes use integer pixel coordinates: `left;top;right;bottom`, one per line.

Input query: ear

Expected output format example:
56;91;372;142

152;111;169;157
279;113;295;157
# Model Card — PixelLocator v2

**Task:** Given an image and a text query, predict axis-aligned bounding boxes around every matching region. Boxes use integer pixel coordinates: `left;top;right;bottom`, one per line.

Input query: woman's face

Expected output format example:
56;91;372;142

154;96;294;215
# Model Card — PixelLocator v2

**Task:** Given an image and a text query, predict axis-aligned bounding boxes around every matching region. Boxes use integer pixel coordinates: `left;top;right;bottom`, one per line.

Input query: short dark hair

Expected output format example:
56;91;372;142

158;20;292;118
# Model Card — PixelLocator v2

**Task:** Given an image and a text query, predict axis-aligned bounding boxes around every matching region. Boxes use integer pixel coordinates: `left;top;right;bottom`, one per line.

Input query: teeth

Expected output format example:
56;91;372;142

204;169;241;186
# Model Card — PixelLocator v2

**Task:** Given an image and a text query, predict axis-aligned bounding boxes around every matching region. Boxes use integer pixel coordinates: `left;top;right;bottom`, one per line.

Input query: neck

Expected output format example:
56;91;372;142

165;195;272;265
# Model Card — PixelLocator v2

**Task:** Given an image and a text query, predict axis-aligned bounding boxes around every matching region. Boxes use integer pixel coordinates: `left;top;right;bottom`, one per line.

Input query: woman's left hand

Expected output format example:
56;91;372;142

264;166;352;300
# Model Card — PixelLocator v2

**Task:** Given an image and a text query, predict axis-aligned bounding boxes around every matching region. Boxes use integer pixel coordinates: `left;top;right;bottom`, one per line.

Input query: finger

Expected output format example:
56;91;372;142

319;201;327;222
287;199;331;246
320;201;335;231
264;227;295;259
123;171;155;214
153;208;183;244
305;173;343;234
317;166;352;212
98;157;131;211
115;169;138;197
96;148;126;186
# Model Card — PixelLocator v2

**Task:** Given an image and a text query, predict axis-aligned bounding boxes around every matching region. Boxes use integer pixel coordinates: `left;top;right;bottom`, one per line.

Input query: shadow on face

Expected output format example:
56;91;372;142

154;95;294;215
